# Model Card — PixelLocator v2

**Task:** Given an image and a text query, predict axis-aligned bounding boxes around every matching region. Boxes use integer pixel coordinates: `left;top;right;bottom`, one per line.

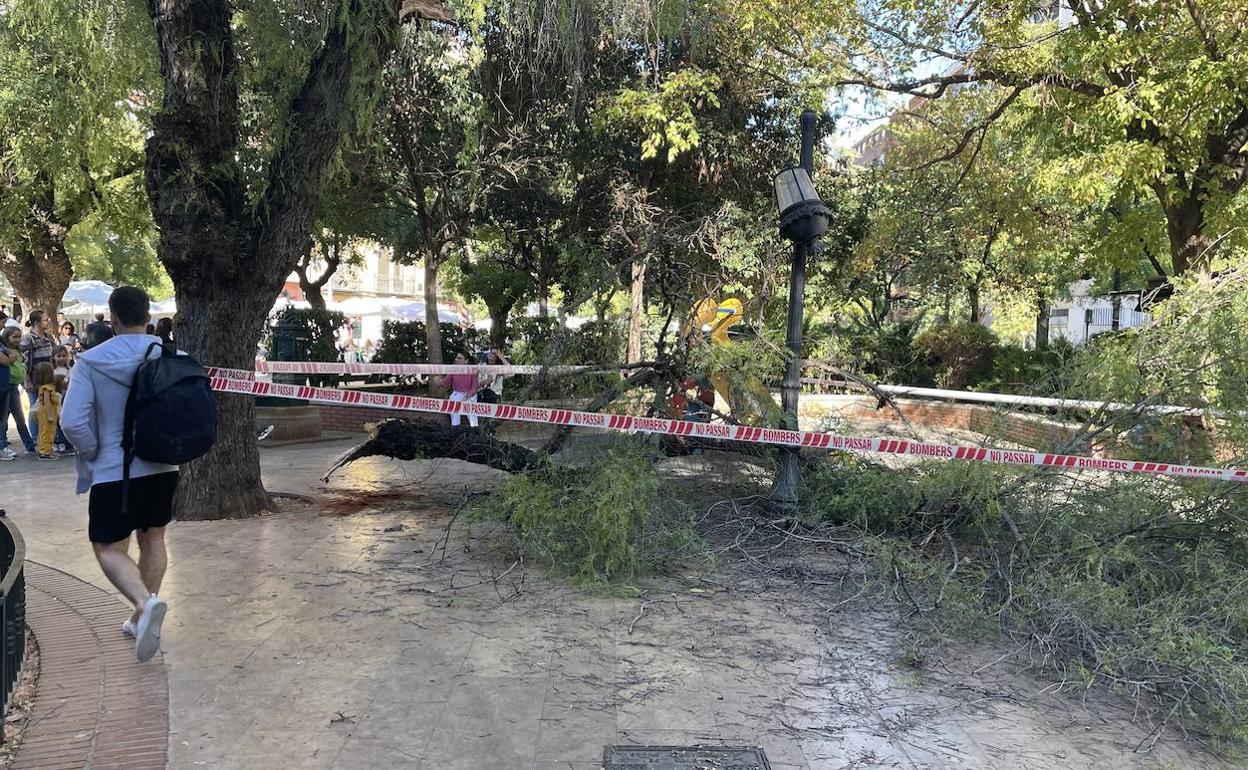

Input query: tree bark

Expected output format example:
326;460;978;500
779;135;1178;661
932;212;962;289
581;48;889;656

1034;292;1050;349
144;0;398;519
3;239;72;320
536;240;552;319
324;418;553;480
967;279;981;324
423;254;443;364
294;232;343;310
1;203;75;319
173;288;273;518
1161;191;1210;276
488;300;515;349
626;256;647;363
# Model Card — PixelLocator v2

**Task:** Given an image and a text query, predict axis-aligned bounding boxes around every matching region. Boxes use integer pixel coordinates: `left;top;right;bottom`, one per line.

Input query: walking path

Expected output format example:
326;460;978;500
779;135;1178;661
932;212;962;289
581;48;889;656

2;438;1237;769
16;562;168;770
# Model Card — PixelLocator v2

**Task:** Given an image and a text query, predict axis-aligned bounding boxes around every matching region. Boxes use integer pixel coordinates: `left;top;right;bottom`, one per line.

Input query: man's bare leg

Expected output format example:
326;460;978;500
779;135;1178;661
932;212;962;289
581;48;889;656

93;538;152;619
132;527;168;623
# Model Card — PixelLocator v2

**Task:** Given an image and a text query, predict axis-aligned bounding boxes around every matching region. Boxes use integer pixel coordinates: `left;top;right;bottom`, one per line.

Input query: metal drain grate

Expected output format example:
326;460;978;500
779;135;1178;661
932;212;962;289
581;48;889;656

603;744;772;770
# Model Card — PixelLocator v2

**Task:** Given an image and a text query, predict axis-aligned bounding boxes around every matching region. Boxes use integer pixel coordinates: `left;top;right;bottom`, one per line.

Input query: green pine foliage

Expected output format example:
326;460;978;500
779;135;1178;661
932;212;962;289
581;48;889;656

472;440;699;583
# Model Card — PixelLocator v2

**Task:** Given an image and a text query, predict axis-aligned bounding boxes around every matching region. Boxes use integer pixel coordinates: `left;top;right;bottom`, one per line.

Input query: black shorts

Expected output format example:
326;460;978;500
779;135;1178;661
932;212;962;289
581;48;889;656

88;472;179;544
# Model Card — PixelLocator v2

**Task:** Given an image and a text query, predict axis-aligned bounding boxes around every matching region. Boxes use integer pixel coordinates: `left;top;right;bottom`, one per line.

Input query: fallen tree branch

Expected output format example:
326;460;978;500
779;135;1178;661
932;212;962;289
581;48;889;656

323;418;553;480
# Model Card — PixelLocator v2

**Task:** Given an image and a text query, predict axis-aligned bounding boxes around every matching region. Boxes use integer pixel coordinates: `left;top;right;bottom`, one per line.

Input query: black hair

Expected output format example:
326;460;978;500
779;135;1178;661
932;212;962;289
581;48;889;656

109;286;151;327
61;320;76;334
26;310;45;328
95;313;105;322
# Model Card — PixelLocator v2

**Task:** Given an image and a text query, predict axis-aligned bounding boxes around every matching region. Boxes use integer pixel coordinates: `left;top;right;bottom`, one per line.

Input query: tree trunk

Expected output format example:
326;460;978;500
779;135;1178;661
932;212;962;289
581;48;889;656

626;256;647;363
173;286;274;519
143;0;398;519
325;418;554;480
423;254;442;364
967;280;981;324
1034;293;1050;349
488;300;515;349
1162;194;1210;276
536;241;552;319
2;226;74;320
304;285;327;310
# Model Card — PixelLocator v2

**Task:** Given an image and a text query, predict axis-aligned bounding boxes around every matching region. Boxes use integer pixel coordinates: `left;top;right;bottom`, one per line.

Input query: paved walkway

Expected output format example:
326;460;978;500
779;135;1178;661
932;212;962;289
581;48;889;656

15;563;169;770
1;438;1236;769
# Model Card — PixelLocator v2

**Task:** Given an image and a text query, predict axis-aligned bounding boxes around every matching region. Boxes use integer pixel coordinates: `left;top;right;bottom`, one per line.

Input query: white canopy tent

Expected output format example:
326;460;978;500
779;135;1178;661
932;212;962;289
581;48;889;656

63;280;116;305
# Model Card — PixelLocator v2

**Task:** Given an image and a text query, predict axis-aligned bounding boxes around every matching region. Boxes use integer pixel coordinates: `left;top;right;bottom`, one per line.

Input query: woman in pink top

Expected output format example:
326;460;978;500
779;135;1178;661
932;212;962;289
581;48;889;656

441;351;480;427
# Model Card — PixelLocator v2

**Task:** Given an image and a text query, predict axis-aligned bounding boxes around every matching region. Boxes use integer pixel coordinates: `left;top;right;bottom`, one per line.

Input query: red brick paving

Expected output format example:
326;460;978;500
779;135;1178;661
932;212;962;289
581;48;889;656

12;562;168;770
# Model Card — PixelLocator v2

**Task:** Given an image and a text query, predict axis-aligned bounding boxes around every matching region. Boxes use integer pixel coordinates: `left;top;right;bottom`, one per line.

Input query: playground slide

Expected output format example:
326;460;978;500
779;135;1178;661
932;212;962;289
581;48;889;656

689;298;777;425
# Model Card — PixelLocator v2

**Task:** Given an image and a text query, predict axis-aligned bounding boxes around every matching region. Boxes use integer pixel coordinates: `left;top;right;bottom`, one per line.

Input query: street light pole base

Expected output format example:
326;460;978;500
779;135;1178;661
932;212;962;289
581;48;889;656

769;447;801;514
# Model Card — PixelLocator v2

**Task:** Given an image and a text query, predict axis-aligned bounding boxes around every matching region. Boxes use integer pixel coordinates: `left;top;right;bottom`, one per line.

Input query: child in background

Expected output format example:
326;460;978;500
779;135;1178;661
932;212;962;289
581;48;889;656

51;345;75;455
52;345;72;390
0;326;34;458
33;362;61;460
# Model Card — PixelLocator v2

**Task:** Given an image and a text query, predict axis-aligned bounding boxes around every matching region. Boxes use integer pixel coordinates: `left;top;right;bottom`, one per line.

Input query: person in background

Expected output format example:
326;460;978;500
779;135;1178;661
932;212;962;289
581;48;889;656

32;362;61;460
362;339;376;363
439;350;479;428
335;319;355;363
60;321;82;356
85;312;113;349
0;326;34;458
478;348;511;403
20;310;56;447
51;345;75;455
155;317;174;346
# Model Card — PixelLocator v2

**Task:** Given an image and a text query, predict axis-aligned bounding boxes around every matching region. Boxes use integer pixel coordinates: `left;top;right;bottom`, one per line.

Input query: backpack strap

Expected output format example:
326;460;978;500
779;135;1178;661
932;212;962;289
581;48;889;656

121;342;165;517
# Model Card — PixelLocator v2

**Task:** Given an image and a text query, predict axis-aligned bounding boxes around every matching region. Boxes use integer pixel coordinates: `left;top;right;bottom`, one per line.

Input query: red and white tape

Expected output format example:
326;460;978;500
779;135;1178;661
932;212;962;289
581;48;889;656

209;368;1248;484
253;360;587;376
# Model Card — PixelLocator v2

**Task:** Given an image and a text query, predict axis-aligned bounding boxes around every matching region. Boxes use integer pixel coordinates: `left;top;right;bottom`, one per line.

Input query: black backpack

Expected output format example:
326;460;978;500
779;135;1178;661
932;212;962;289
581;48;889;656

121;343;218;511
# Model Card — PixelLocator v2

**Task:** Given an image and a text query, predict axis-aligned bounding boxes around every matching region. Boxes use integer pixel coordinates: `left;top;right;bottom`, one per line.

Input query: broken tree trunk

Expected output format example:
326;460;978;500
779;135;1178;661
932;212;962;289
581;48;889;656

324;418;553;481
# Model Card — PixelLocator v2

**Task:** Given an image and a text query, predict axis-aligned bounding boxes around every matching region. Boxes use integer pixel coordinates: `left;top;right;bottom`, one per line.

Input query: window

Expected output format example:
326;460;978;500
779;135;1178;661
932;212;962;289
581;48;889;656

1048;308;1069;329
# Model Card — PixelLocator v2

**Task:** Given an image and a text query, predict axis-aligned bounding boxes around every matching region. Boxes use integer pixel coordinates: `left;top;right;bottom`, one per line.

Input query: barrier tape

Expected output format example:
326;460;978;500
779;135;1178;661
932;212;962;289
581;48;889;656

209;367;1248;484
253;361;589;376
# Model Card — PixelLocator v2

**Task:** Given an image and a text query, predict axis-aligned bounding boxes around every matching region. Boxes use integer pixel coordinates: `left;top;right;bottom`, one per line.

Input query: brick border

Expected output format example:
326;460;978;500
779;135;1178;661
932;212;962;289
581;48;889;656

12;562;168;770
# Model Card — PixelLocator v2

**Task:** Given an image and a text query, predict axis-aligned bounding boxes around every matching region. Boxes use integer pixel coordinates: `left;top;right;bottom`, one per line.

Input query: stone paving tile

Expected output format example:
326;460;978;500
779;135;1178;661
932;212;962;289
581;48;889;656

14;562;169;770
421;676;548;770
536;702;618;763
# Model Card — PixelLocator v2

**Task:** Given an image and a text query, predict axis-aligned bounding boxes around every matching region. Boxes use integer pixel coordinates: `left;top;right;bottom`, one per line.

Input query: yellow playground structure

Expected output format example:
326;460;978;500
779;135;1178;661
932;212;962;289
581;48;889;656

683;298;777;425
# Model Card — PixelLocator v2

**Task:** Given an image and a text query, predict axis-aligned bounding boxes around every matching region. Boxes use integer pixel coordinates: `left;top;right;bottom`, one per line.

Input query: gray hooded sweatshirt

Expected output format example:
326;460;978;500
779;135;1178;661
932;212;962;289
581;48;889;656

61;334;178;494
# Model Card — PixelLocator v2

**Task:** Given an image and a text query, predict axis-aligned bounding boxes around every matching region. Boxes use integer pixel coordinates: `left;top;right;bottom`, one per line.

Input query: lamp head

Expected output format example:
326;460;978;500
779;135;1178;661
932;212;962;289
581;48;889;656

773;166;830;244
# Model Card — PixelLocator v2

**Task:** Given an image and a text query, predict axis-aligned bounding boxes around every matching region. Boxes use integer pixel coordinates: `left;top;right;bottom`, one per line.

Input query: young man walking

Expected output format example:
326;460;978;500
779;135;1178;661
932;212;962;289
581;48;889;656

61;286;176;662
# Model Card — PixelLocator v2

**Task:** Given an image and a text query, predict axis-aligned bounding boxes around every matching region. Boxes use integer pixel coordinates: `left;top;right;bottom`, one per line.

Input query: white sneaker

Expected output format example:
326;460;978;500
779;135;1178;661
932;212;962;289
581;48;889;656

122;618;137;638
135;595;167;662
0;448;15;461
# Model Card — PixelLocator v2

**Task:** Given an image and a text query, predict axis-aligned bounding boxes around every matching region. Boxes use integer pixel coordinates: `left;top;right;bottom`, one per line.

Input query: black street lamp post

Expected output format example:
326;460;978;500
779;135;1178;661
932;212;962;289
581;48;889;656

770;109;830;510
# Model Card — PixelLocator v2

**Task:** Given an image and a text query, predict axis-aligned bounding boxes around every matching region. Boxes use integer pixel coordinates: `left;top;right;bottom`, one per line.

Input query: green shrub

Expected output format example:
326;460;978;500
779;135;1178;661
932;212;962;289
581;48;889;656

822;457;1248;741
803;456;921;531
980;339;1077;395
813;319;933;385
373;320;488;364
911;322;997;389
506;316;561;362
808;264;1248;740
267;306;345;363
473;441;697;583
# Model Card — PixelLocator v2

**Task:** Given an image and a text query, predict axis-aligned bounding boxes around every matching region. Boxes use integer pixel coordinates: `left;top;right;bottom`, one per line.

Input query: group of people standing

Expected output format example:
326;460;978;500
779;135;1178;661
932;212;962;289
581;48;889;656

440;348;510;428
0;309;174;460
1;311;76;460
